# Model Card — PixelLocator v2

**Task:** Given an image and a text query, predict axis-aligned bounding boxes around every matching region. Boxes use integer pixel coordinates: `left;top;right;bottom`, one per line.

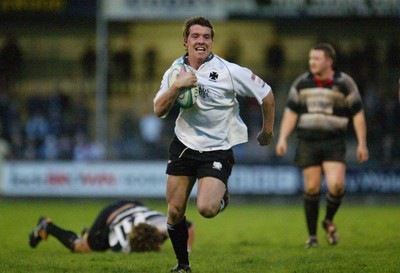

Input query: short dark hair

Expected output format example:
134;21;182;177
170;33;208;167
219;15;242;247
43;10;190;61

128;223;166;252
312;43;336;64
183;16;214;40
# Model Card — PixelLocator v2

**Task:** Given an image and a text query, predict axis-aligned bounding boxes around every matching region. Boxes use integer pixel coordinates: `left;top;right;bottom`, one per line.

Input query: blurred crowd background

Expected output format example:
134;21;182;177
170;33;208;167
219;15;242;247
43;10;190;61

0;0;399;168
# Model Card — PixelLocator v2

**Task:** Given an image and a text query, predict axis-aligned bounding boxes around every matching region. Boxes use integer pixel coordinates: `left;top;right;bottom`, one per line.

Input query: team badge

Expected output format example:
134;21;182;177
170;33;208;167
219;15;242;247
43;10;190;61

209;71;218;81
212;161;222;171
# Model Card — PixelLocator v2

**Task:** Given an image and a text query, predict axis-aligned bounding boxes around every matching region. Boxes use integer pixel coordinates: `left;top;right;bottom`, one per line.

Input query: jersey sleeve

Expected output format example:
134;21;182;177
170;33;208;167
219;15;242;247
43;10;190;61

152;68;172;119
343;74;363;116
230;64;271;105
153;69;170;104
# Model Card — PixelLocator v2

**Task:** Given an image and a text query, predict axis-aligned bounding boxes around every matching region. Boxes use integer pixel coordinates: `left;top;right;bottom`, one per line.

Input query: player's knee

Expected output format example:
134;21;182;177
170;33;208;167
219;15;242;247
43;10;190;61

197;204;218;219
329;181;344;196
167;204;186;224
331;184;344;196
304;186;320;195
304;180;321;194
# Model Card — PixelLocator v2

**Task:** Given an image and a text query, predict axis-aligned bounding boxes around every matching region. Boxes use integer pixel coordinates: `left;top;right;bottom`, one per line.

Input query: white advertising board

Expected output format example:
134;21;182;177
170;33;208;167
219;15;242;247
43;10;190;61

1;162;300;197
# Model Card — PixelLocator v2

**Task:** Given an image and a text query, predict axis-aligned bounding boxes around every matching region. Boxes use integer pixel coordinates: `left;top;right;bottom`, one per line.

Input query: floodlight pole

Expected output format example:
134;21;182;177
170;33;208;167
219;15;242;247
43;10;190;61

95;0;108;158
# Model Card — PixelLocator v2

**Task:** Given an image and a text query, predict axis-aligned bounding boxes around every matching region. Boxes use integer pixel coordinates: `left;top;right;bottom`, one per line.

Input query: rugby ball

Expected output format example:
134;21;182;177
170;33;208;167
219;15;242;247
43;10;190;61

168;63;199;109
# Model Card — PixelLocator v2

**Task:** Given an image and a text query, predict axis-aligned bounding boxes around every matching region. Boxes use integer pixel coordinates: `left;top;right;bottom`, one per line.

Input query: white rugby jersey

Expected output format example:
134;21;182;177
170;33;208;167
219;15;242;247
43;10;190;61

107;206;167;253
154;53;271;151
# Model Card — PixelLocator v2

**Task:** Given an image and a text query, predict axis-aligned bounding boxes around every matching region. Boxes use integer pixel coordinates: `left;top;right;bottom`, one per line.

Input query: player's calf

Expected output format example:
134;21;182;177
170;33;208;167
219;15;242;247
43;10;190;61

219;187;230;213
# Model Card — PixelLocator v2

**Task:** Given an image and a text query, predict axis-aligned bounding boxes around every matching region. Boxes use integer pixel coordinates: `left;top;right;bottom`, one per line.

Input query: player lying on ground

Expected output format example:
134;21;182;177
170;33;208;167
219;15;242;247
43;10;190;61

29;200;194;253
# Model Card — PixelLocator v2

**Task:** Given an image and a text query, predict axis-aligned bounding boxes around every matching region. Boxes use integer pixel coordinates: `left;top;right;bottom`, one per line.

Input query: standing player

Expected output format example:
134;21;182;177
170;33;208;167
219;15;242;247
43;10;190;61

29;200;194;253
276;43;369;248
154;16;275;272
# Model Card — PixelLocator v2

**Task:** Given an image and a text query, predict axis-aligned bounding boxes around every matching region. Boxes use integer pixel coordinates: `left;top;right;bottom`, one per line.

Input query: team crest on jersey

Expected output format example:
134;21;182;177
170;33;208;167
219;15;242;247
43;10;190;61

198;83;223;101
209;71;218;82
198;83;209;99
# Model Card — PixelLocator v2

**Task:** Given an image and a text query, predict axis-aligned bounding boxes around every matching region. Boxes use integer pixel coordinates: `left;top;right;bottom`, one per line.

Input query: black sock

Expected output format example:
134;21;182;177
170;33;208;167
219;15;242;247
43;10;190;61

325;193;343;221
304;193;320;237
46;223;79;251
167;217;189;266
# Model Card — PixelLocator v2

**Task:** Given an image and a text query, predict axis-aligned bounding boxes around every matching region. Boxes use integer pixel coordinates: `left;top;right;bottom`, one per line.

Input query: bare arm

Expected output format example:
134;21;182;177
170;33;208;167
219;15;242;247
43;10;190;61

275;109;298;156
154;70;197;117
353;110;369;163
257;91;275;146
154;83;181;118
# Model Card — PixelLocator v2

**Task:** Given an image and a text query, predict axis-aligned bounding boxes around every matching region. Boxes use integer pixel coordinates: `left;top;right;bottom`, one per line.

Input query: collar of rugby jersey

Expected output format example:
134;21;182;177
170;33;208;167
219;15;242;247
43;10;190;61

183;52;214;68
309;70;341;88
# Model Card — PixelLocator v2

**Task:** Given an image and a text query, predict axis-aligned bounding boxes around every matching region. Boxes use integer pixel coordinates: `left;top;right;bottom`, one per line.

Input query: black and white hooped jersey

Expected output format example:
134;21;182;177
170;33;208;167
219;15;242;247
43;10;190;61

154;53;271;151
107;205;167;252
286;71;363;141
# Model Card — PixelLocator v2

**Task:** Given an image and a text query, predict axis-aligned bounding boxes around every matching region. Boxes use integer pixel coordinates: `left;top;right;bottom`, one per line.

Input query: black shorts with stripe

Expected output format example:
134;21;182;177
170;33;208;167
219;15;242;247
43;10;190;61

166;136;235;184
294;138;346;168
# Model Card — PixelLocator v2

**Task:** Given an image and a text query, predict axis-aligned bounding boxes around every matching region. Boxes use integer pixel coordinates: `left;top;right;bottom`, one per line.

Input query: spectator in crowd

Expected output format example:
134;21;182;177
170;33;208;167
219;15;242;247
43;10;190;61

41;135;59;160
67;94;90;136
25;111;49;158
58;133;74;160
115;111;144;159
47;90;69;137
7;101;25;159
139;113;164;159
73;132;105;161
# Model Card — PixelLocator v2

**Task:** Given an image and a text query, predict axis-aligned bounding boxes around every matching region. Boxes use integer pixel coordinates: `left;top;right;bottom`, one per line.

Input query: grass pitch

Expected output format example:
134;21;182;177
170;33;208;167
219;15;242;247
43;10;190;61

0;197;399;273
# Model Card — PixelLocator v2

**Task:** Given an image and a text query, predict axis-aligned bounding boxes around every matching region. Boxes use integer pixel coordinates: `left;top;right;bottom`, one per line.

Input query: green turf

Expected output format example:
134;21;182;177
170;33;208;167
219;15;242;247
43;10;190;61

0;198;399;273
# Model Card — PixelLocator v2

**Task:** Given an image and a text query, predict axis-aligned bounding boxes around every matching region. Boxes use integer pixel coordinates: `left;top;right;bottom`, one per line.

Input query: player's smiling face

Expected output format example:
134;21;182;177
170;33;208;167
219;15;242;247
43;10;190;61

309;49;332;76
184;24;213;68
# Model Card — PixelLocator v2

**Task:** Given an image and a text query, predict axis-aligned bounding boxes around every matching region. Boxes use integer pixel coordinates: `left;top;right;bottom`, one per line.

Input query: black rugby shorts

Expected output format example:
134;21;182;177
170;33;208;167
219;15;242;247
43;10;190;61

166;136;235;184
294;138;346;168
